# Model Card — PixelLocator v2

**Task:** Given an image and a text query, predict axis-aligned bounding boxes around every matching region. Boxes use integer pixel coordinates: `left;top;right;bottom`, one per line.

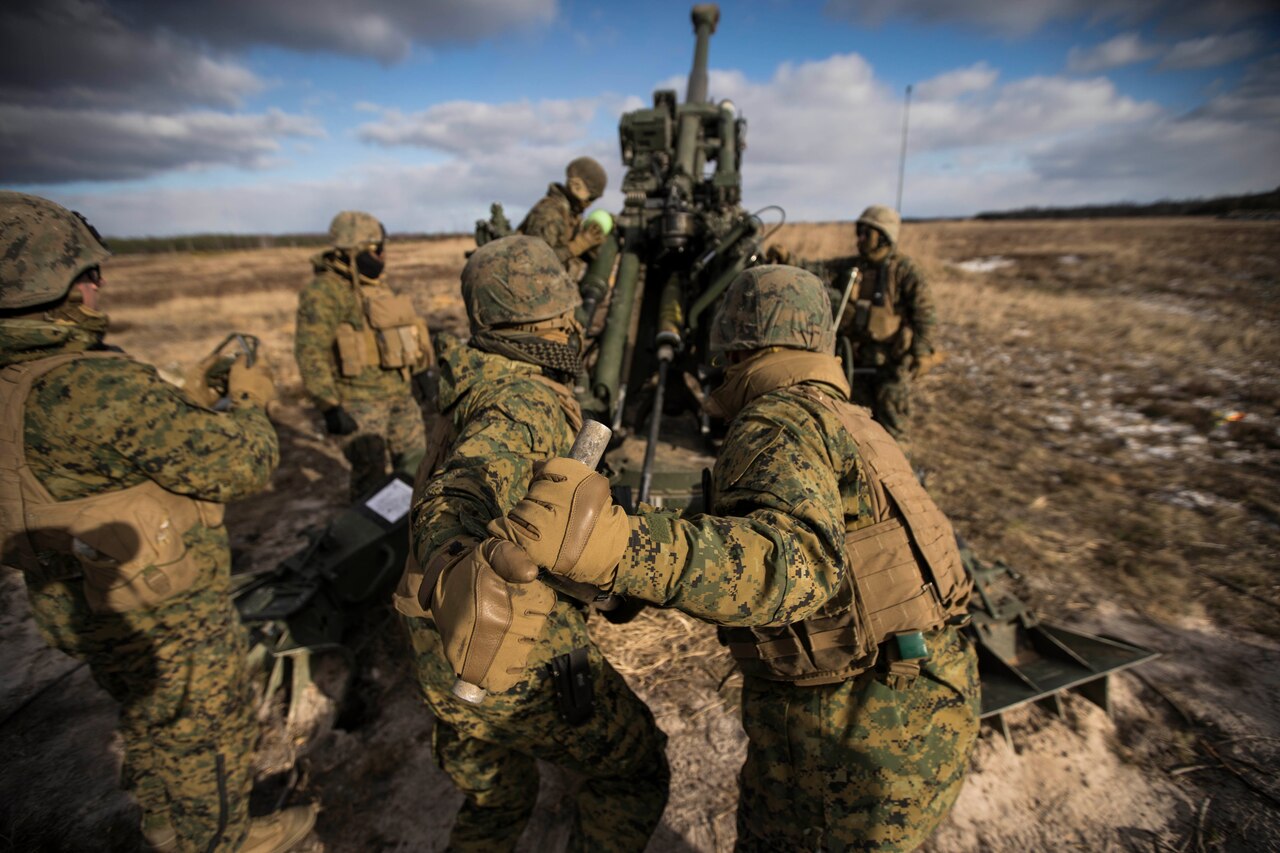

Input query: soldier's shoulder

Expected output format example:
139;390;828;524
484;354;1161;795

892;252;924;277
36;352;166;410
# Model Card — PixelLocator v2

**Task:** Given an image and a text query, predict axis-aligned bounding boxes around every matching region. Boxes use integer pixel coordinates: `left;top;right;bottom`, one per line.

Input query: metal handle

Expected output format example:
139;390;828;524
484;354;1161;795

450;420;614;704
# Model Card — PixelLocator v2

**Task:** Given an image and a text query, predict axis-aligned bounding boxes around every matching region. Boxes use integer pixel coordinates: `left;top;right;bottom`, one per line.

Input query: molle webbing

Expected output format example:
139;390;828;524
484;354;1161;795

723;384;970;686
0;352;126;573
0;352;224;611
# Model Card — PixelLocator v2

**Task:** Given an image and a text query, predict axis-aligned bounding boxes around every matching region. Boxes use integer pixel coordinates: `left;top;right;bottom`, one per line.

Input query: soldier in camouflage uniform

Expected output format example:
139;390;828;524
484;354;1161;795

518;156;610;281
395;235;668;852
0;193;314;852
791;204;938;440
295;211;431;499
469;264;979;851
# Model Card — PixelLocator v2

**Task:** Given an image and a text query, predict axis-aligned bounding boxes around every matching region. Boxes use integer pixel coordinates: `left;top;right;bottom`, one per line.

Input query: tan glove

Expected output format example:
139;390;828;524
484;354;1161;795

566;220;606;257
430;538;557;694
228;359;276;407
910;349;945;380
486;457;630;588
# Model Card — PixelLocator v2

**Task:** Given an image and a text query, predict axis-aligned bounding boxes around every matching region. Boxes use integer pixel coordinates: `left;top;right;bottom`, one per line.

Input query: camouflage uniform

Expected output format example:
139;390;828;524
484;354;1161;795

295;214;428;499
798;207;936;439
1;314;278;852
518;157;608;280
402;236;668;852
506;266;977;851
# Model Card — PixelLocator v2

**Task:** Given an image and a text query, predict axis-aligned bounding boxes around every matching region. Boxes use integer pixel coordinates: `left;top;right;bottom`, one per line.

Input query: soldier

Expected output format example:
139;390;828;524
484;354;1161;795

396;235;669;852
0;192;315;852
518;156;610;280
785;204;938;440
465;265;980;851
295;211;432;499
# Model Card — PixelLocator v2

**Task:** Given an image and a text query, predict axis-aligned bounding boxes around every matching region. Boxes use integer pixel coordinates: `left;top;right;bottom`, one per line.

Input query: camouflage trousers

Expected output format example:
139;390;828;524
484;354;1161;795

401;604;669;853
851;362;911;441
736;626;979;852
24;525;256;853
341;391;426;500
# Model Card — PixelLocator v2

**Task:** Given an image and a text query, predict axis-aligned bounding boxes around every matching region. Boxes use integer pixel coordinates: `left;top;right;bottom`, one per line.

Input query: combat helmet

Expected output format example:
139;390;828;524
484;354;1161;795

0;192;111;310
328;210;385;251
461;235;580;332
710;264;835;354
856;204;901;246
566;157;608;200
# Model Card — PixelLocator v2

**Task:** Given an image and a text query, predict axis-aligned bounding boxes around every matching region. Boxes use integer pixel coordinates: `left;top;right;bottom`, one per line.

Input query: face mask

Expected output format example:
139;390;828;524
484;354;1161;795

50;299;109;336
356;249;385;279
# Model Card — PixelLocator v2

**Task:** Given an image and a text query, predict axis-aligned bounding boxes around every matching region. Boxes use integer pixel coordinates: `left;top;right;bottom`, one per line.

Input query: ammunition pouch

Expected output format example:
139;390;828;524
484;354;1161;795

334;323;372;377
364;290;431;371
721;384;971;686
1;353;223;613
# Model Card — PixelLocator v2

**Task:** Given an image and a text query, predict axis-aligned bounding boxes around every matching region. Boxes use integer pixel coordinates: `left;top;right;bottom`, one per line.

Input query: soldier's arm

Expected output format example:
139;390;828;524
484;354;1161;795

294;279;343;409
616;398;847;627
79;360;279;501
900;258;937;354
410;380;567;567
521;201;574;265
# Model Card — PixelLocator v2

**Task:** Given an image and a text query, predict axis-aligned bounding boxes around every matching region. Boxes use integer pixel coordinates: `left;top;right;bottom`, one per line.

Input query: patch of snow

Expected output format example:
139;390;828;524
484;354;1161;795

952;256;1015;273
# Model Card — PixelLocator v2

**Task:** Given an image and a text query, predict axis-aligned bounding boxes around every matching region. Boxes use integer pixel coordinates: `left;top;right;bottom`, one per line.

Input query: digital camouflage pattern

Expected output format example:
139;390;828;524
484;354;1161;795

709;264;836;354
406;340;668;852
799;250;936;439
327;210;383;250
613;349;977;850
294;258;426;496
857;204;902;246
517;184;587;269
736;626;979;851
460;236;579;332
1;316;278;852
0;191;111;310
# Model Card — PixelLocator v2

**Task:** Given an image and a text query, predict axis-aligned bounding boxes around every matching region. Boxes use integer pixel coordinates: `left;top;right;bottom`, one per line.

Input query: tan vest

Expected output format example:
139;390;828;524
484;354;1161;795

724;384;971;686
852;258;905;343
0;352;226;612
334;284;434;380
392;370;583;618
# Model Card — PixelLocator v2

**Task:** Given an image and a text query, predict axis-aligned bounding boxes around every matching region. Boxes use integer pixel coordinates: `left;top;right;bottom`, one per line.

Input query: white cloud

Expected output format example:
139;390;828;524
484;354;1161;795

824;0;1277;36
358;99;604;155
1067;33;1161;73
37;52;1280;232
914;63;999;100
0;107;324;183
0;0;262;110
113;0;558;63
1160;32;1262;69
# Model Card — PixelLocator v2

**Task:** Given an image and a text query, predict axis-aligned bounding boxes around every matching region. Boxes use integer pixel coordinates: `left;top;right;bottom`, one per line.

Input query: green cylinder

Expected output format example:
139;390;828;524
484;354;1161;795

592;250;640;412
580;230;619;305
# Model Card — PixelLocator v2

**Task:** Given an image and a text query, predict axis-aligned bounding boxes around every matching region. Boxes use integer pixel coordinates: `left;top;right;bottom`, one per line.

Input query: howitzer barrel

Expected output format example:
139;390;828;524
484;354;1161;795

686;5;720;105
592;250;641;417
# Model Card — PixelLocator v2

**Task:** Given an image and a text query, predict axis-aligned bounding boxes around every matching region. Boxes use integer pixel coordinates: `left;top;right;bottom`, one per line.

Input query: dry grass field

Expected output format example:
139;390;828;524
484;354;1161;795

1;219;1277;851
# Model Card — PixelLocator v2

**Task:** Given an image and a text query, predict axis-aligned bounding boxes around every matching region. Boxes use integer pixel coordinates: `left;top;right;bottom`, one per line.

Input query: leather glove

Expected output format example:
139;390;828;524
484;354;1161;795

910;349;944;380
430;538;557;694
764;245;792;265
323;405;358;435
227;359;275;408
566;220;606;257
486;457;630;589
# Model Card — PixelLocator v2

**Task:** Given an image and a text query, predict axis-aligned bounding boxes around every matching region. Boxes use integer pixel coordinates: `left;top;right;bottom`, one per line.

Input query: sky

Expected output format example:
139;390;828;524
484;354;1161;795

3;0;1278;236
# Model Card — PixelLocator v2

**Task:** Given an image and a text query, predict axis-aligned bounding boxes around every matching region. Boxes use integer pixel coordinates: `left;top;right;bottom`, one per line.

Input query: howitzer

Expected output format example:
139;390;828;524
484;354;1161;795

585;3;782;505
582;4;1156;733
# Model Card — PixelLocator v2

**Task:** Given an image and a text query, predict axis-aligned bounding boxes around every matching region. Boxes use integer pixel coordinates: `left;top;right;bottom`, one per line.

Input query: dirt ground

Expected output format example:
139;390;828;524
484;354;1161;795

1;219;1278;851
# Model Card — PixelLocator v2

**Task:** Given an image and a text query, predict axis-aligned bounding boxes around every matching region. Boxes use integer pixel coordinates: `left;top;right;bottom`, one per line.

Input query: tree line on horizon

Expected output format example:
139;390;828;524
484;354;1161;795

973;186;1280;221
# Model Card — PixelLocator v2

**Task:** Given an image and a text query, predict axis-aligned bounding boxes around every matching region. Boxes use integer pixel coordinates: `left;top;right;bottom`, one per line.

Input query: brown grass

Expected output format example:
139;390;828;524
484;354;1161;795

21;217;1278;851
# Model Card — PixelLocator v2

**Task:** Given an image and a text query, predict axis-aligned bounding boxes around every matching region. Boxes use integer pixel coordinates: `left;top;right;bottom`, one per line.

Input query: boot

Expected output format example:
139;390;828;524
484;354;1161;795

239;804;317;853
